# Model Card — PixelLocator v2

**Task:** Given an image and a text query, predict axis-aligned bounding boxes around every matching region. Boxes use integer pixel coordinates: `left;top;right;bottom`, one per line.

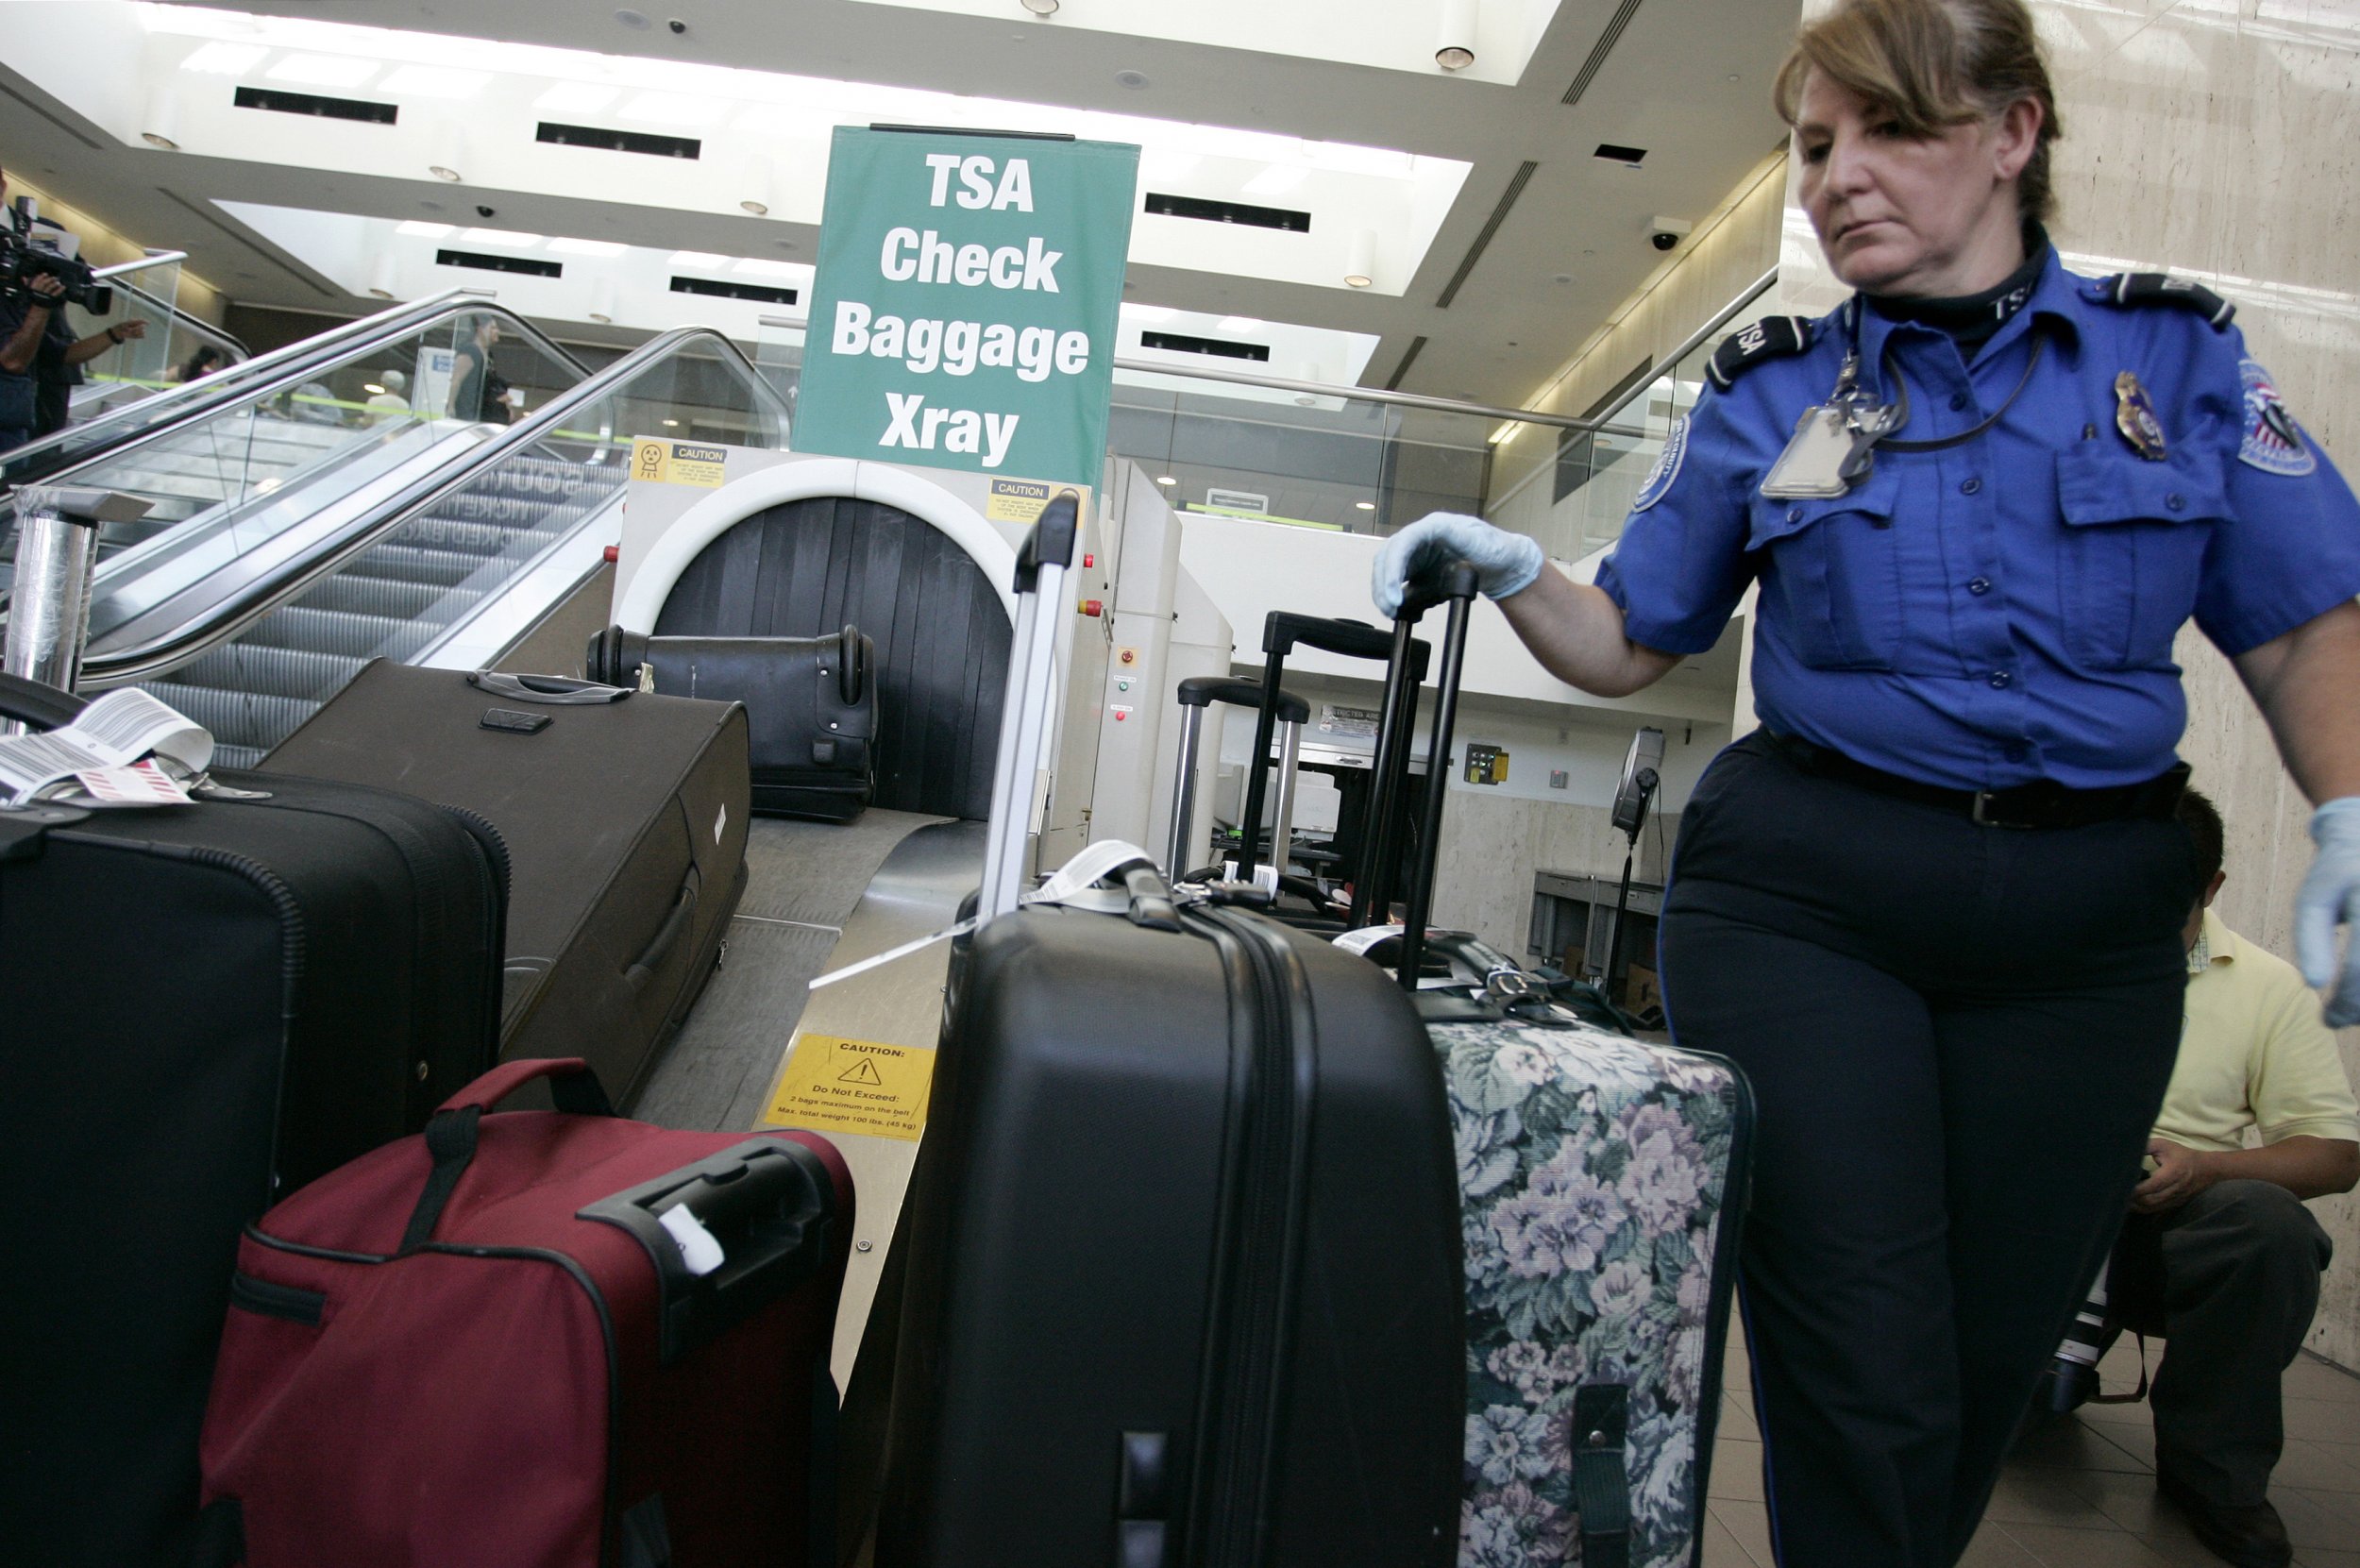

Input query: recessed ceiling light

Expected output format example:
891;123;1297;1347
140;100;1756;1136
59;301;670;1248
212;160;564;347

267;54;379;89
429;164;464;182
1355;500;1376;511
1021;0;1060;12
534;82;619;115
179;41;267;76
1155;475;1177;485
615;8;652;28
1241;165;1308;197
1115;69;1150;90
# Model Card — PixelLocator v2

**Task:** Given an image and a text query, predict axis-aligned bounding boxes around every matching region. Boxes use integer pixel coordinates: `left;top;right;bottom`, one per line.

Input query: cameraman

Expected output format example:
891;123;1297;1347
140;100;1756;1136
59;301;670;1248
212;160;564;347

0;169;143;449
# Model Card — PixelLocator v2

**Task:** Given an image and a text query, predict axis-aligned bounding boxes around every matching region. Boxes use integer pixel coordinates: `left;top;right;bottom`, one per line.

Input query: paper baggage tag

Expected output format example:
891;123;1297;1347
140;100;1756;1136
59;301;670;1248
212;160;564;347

70;760;194;808
1760;404;1882;499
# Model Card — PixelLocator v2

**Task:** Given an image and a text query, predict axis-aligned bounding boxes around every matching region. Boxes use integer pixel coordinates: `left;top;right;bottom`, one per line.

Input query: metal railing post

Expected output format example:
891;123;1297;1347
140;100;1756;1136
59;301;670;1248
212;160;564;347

3;485;150;722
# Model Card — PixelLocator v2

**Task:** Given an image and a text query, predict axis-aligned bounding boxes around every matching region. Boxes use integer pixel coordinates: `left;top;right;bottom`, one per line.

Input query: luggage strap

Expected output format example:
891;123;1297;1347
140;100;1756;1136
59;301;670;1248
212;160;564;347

400;1060;616;1250
1571;1384;1633;1568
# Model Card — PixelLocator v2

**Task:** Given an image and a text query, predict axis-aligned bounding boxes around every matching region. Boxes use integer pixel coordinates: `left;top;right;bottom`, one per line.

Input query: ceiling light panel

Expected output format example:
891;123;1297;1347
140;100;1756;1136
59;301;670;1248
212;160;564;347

379;65;492;100
533;81;619;115
264;53;379;89
178;41;267;76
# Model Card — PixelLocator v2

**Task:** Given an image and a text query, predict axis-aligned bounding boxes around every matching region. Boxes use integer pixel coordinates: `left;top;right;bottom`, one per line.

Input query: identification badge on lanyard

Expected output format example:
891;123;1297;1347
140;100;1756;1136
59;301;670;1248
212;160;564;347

1761;402;1884;498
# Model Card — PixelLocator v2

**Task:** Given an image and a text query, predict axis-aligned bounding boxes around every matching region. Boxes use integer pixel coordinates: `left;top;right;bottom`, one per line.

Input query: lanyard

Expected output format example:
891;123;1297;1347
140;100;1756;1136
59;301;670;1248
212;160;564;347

1841;296;2049;452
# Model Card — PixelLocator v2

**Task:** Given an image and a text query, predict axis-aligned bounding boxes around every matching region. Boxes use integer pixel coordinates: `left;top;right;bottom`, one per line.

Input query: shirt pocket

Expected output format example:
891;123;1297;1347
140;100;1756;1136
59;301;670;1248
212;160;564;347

1745;466;1903;671
2054;442;2223;671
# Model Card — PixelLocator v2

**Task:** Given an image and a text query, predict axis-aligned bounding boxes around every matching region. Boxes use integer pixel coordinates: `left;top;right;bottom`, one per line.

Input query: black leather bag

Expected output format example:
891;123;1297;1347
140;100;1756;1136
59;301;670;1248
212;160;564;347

588;623;876;823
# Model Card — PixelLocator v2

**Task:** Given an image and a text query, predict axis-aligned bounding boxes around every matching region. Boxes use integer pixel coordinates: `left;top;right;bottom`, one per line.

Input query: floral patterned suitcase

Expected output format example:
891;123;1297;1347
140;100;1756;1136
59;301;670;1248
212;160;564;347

1432;1013;1753;1568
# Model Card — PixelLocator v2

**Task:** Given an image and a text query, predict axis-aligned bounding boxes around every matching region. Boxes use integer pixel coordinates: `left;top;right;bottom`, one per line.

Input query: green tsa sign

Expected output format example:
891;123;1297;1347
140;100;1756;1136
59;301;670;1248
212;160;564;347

796;128;1140;486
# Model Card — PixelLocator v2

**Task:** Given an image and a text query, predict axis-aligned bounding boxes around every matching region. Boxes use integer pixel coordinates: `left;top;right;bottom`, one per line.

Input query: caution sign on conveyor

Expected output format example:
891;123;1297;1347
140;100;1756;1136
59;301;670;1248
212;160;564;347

764;1033;936;1141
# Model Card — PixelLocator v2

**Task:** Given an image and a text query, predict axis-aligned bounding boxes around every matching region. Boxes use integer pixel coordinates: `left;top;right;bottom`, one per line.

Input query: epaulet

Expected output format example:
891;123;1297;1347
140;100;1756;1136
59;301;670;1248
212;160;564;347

2095;273;2235;329
1706;316;1814;392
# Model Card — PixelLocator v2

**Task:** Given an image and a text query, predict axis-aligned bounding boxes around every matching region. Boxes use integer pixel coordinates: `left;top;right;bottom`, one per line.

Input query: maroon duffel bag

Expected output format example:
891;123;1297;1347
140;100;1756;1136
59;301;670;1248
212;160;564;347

192;1057;852;1567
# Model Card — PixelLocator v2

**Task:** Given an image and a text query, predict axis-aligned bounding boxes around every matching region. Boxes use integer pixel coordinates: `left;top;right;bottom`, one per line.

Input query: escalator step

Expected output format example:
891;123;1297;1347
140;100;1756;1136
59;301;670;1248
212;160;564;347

140;682;320;753
242;606;435;662
303;574;449;620
171;643;367;701
342;546;491;588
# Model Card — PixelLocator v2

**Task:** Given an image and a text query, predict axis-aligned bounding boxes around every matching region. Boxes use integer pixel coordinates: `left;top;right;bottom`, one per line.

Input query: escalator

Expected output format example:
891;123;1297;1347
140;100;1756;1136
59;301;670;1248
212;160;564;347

0;286;563;587
72;325;789;767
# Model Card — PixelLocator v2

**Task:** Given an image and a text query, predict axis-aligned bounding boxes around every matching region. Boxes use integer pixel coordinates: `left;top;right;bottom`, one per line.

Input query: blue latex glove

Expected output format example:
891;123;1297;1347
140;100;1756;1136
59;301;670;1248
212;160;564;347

2296;796;2360;1027
1372;512;1544;619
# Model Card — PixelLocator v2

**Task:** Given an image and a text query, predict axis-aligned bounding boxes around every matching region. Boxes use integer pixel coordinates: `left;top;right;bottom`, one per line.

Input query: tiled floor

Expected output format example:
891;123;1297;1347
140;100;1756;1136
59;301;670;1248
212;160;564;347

1701;1331;2360;1566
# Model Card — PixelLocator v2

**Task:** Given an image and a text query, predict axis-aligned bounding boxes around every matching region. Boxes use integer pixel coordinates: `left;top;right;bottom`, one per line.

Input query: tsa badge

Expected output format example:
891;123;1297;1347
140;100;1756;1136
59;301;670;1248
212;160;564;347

2238;359;2316;476
2114;371;2167;461
1631;413;1688;512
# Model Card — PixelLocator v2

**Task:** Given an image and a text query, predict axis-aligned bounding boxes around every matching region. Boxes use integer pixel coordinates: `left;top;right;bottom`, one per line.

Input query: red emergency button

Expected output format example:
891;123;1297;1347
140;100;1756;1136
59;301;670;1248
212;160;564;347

1083;552;1095;568
602;545;619;563
1119;649;1137;665
1079;599;1103;617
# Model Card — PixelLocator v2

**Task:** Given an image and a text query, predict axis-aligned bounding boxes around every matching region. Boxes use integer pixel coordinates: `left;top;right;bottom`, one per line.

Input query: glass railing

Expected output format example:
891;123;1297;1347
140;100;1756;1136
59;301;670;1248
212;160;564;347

56;251;244;423
1482;268;1779;562
0;298;591;602
749;275;1774;548
81;327;790;765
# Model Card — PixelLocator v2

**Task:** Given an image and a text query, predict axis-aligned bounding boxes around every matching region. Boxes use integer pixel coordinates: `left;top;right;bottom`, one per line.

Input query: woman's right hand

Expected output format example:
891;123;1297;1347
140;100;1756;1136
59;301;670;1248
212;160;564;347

1371;512;1543;618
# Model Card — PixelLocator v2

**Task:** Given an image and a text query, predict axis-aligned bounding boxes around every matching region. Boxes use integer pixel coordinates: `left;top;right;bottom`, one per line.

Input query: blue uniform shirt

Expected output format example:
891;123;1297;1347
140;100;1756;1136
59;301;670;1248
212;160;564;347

1596;245;2360;790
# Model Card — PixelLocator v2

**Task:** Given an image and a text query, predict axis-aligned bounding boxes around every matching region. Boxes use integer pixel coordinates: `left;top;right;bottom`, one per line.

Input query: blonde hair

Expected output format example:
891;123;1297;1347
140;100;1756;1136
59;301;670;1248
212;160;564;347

1773;0;2062;224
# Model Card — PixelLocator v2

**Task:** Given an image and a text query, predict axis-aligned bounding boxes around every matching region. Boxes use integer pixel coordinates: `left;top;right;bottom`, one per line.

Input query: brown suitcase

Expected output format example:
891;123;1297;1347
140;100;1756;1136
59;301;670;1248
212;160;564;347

261;660;750;1105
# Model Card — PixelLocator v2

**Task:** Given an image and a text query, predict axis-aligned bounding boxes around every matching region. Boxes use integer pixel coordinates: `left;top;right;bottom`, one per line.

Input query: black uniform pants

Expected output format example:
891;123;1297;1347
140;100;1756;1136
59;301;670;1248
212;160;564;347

1659;733;2199;1567
2112;1180;2334;1507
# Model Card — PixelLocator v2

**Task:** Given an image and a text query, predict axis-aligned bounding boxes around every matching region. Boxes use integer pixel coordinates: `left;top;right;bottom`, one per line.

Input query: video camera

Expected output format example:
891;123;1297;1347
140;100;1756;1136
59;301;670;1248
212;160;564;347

0;196;111;314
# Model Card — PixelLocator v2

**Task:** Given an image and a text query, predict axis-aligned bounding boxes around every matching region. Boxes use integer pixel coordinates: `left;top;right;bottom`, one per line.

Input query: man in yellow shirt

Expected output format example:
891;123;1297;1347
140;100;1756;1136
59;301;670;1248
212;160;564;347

2112;788;2360;1568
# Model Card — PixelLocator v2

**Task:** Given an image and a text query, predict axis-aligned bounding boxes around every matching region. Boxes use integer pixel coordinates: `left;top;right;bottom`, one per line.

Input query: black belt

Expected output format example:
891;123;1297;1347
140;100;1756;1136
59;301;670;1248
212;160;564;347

1766;733;2189;829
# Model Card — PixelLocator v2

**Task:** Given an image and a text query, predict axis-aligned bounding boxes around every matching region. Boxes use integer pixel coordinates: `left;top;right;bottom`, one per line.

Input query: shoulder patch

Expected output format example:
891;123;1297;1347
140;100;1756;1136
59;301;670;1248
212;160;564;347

1631;414;1689;513
2238;358;2316;476
2098;272;2235;329
1706;315;1813;392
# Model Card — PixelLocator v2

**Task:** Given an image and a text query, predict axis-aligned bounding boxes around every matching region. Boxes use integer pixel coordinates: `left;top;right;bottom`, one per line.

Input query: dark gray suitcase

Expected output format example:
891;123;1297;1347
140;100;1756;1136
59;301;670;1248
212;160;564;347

585;623;875;823
0;671;508;1568
868;497;1466;1567
260;660;750;1106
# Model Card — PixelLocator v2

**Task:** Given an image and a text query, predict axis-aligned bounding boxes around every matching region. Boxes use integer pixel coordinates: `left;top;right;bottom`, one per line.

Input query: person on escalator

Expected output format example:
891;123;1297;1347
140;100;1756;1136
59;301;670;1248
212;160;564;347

448;316;512;426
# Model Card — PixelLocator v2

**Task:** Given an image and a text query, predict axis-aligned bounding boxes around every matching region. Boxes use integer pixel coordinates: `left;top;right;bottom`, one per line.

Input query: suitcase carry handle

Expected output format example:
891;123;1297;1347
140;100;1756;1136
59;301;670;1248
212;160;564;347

979;491;1081;919
1260;612;1395;663
401;1060;618;1251
0;669;90;731
1174;674;1308;724
835;624;868;707
467;670;632;706
625;874;699;991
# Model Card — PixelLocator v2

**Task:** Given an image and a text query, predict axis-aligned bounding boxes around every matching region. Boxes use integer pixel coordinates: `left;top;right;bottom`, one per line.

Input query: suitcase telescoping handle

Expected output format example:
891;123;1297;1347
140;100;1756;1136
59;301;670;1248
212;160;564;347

1362;558;1480;991
978;490;1081;921
399;1059;618;1250
1234;615;1428;890
1165;675;1308;880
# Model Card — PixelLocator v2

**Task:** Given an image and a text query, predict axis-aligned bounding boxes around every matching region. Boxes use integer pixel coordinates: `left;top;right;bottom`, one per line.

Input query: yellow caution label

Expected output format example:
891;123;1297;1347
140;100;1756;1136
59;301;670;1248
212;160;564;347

630;438;727;487
668;443;728;487
763;1033;936;1141
985;478;1053;523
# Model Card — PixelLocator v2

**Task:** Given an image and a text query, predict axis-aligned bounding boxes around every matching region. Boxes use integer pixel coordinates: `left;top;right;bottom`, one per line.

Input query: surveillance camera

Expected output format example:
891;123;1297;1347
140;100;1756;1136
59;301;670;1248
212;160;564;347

667;16;687;33
1648;214;1694;252
475;204;497;219
1650;230;1681;251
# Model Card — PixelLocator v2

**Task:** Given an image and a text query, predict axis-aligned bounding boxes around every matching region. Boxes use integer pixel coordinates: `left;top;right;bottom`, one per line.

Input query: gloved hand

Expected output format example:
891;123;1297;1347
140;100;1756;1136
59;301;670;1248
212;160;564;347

1372;512;1544;620
2295;796;2360;1027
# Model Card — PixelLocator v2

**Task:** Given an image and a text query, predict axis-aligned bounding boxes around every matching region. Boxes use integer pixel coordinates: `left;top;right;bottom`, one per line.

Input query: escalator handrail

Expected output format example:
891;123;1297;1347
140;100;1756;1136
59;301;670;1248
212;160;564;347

81;325;789;684
90;249;190;282
0;288;580;481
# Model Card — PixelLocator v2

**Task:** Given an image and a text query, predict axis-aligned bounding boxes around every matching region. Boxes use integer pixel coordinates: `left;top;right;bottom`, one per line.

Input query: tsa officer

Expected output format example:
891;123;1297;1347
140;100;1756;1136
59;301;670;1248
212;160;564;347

1372;0;2360;1561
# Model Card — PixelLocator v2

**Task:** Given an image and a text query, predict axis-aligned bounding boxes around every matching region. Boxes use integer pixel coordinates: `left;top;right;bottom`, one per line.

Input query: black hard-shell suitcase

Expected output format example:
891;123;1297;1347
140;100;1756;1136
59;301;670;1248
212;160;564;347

260;660;750;1105
0;672;507;1568
870;496;1466;1567
587;623;875;823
